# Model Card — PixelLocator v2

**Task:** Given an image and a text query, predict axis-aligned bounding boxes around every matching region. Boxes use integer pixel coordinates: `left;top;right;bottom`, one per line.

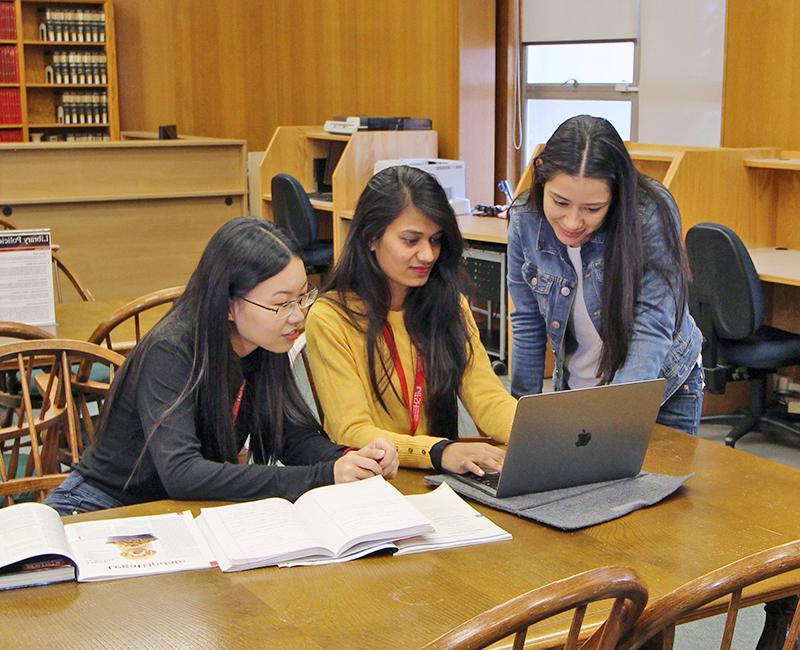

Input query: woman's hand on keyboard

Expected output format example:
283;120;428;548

441;442;505;476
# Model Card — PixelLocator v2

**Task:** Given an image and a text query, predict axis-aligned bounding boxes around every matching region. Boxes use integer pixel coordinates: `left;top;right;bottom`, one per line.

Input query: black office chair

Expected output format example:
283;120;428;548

685;222;800;447
271;173;333;275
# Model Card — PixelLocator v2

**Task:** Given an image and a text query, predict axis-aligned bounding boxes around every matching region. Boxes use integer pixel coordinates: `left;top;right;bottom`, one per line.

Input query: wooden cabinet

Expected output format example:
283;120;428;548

0;134;247;300
0;0;118;143
259;126;438;258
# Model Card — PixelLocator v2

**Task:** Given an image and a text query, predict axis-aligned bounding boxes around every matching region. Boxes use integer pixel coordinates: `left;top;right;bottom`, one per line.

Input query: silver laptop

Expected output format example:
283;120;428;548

451;378;666;498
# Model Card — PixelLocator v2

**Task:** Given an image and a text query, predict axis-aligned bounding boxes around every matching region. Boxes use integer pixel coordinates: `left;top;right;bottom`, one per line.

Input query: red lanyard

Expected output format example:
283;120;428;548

382;325;425;434
232;380;246;424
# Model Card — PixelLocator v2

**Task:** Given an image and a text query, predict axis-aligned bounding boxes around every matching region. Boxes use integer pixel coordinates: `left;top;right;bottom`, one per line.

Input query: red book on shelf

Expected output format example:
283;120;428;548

0;3;17;40
0;87;21;124
0;45;19;83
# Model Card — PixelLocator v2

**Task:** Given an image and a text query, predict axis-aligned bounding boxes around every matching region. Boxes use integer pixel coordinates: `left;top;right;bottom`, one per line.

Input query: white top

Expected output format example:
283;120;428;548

564;246;603;389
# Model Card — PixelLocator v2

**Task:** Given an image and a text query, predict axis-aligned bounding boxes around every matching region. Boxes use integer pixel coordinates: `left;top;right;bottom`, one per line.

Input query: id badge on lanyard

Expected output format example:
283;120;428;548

382;325;425;434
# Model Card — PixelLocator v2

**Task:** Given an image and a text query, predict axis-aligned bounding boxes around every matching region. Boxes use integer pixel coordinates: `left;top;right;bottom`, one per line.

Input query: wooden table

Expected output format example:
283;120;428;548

3;426;800;648
456;214;509;244
750;248;800;287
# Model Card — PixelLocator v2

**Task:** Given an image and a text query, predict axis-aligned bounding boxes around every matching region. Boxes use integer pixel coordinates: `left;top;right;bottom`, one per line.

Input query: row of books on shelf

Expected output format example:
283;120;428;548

31;130;109;142
0;87;21;124
0;45;18;83
39;8;106;43
0;128;22;142
0;477;511;589
45;51;107;85
57;91;107;125
0;2;16;40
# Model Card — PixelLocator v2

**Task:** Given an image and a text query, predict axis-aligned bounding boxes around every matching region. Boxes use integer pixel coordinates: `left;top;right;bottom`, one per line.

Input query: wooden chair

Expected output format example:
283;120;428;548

52;250;94;303
618;540;800;649
69;286;181;440
87;285;183;354
0;322;54;428
0;339;124;506
421;566;648;650
0;321;54;341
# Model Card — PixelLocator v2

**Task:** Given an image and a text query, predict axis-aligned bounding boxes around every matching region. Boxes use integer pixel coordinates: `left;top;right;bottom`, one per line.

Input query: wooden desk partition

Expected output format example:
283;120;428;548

259;126;438;258
0;135;247;301
4;427;800;648
513;143;800;407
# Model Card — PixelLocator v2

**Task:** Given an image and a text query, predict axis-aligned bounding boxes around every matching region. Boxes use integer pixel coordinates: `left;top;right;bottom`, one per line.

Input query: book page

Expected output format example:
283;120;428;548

197;498;325;570
394;483;512;555
64;511;215;582
295;476;433;556
0;502;74;569
278;540;398;568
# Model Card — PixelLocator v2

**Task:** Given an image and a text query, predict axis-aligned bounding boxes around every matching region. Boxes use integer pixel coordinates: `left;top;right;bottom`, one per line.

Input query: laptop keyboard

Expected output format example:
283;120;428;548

466;471;501;489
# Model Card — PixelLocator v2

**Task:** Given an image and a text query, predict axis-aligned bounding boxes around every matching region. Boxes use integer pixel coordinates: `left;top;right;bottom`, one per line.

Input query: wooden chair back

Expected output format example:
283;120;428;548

87;286;183;354
0;321;54;341
0;339;124;506
52;251;94;303
422;566;648;650
618;540;800;649
0;322;54;427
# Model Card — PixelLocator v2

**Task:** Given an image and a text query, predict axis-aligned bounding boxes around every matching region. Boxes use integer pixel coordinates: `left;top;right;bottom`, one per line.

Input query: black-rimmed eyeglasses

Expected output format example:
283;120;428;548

240;287;319;320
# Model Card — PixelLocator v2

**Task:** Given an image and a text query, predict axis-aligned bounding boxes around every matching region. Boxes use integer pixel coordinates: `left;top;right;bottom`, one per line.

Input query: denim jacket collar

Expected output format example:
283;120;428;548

535;214;607;257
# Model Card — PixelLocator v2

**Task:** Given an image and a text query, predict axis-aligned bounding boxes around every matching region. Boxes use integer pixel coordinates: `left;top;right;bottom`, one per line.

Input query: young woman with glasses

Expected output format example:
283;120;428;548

45;217;398;516
304;166;516;477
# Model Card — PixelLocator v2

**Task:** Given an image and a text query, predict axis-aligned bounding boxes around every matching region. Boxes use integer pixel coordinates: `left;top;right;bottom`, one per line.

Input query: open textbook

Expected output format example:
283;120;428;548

196;475;434;571
1;476;511;588
0;504;215;590
277;481;513;567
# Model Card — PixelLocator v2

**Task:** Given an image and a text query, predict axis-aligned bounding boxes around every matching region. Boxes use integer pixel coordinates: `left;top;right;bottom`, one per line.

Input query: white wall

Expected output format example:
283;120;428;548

521;0;727;147
637;0;726;146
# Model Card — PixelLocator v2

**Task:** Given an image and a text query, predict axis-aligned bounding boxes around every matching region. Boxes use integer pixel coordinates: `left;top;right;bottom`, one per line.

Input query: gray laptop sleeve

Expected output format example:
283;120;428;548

423;471;692;531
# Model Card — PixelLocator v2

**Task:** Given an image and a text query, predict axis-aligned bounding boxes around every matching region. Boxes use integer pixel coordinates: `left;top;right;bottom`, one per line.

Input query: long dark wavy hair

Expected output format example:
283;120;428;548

527;115;689;381
94;216;320;489
322;165;471;439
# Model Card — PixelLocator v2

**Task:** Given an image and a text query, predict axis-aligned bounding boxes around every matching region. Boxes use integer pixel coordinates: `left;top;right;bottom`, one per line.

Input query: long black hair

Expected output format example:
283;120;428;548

323;165;471;439
95;216;319;488
528;115;689;381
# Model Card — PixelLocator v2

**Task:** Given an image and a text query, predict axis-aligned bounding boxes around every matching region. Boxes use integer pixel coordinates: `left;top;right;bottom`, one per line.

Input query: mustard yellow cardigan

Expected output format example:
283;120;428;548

304;294;516;468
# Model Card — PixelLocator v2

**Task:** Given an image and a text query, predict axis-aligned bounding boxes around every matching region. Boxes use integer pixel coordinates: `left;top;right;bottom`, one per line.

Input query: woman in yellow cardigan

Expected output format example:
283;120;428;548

305;165;517;476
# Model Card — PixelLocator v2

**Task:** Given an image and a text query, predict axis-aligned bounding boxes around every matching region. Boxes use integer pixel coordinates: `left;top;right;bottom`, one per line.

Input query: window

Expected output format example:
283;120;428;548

522;41;638;165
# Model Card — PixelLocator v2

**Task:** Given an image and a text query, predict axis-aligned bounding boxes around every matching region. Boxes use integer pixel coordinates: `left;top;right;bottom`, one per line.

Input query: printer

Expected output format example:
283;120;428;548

373;158;469;214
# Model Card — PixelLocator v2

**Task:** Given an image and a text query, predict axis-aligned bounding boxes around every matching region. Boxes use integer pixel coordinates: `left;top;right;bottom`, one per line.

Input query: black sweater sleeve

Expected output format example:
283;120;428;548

134;339;342;503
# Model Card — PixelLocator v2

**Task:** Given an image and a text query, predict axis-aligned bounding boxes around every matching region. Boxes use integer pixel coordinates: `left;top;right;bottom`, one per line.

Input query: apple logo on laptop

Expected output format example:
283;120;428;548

575;429;592;447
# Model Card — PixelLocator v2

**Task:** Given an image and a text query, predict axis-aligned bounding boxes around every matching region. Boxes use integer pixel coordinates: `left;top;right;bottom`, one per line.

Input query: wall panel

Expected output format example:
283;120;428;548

112;0;487;174
722;0;800;148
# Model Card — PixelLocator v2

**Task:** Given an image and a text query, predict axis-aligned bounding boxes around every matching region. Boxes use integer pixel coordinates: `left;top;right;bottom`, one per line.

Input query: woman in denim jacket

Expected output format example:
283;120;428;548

507;115;703;434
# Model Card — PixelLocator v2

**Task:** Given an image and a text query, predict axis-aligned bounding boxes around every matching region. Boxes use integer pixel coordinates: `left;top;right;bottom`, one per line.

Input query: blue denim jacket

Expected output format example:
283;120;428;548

507;183;702;404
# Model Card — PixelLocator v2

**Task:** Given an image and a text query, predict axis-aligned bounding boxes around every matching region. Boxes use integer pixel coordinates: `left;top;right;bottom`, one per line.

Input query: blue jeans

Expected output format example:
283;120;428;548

656;364;704;435
44;471;123;516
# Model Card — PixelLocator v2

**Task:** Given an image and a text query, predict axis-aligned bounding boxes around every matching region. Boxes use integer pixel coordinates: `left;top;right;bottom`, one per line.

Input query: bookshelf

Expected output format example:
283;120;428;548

0;0;118;142
259;126;438;258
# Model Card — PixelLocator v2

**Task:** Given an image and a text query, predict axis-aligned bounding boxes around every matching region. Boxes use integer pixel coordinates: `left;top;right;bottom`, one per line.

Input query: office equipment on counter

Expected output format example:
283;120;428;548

374;158;467;205
324;116;432;135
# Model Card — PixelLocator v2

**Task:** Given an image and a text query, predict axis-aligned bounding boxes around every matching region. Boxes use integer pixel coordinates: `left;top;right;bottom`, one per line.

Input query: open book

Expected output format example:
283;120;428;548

196;475;434;571
1;477;512;588
278;481;513;567
0;503;215;590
